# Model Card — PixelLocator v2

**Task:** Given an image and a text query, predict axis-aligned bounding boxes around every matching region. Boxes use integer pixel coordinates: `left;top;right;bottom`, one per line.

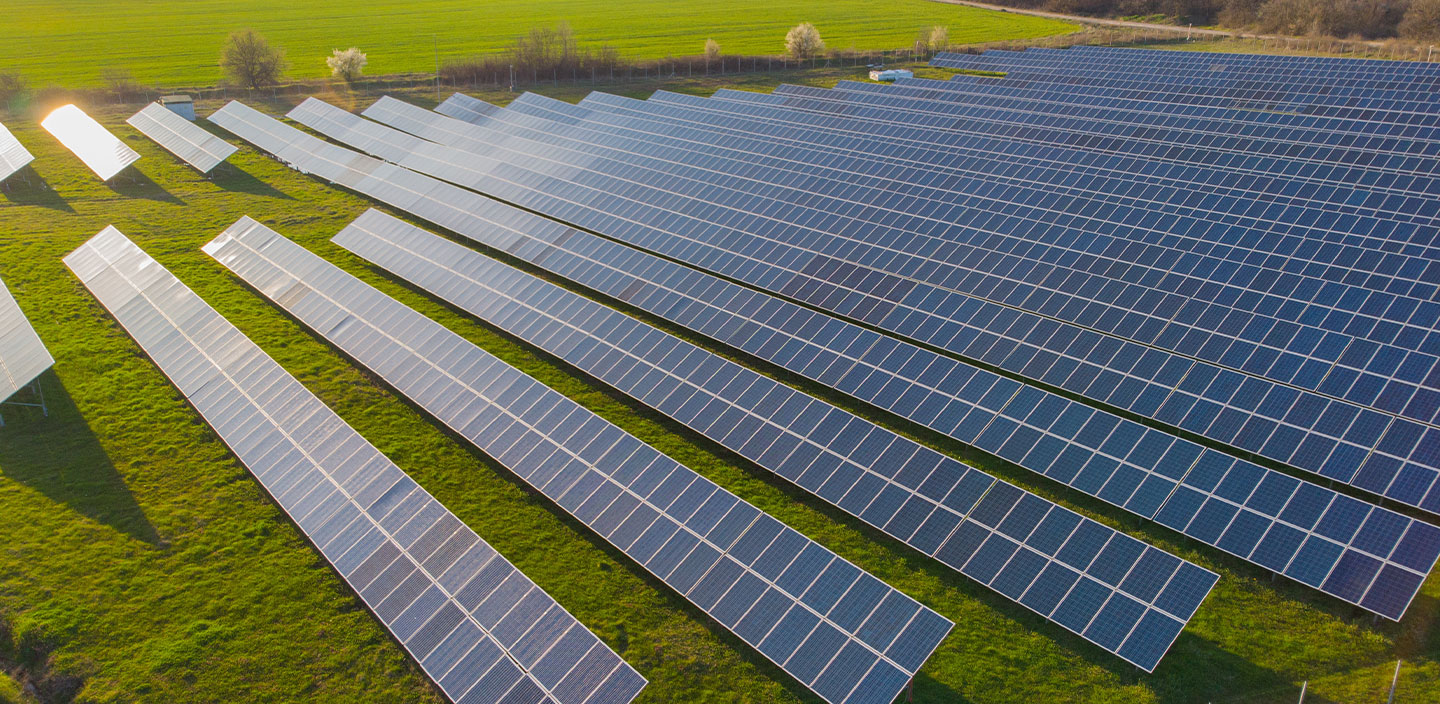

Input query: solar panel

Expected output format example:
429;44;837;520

41;104;140;181
0;121;34;183
0;276;53;403
126;102;237;173
332;208;1218;671
437;93;501;125
207;99;1440;623
65;225;645;704
204;217;953;704
321;97;1440;518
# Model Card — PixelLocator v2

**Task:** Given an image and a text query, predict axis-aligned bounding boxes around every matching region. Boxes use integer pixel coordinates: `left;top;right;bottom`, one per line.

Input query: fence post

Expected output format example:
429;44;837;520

1387;660;1402;703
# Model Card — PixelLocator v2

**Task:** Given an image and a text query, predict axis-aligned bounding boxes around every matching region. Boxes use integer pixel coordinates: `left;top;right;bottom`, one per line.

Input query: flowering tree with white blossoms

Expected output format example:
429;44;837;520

327;47;367;81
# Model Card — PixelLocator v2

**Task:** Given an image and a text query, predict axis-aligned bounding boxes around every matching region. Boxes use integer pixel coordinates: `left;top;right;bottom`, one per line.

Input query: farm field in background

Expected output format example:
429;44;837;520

2;0;1075;88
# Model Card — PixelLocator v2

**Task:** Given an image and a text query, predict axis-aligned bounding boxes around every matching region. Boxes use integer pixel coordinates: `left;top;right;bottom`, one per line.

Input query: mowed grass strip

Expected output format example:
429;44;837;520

3;0;1074;88
0;70;1434;703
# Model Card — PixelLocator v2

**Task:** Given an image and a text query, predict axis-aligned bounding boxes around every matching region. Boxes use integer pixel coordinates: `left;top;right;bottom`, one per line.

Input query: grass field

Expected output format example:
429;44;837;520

2;0;1074;89
0;66;1438;703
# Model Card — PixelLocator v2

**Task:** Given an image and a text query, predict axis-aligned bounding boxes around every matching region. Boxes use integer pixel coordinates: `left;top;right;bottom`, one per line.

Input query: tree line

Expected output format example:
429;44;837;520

993;0;1440;39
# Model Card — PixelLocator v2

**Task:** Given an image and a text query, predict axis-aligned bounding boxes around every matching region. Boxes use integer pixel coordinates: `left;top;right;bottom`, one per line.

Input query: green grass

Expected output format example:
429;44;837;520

3;0;1074;89
0;67;1436;703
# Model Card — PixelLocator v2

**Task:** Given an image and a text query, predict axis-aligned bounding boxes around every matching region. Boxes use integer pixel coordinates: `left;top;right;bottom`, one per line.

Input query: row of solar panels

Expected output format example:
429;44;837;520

289;90;1440;524
203;99;1233;682
62;217;964;704
237;94;1440;630
414;82;1440;503
0;102;235;185
204;85;1440;682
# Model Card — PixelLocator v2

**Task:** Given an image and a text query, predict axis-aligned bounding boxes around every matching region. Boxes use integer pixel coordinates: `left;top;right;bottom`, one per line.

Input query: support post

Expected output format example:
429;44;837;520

1388;659;1402;704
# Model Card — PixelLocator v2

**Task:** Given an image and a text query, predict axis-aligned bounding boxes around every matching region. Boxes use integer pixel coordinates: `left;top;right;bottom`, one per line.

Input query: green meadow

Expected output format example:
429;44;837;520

0;66;1437;702
2;0;1074;88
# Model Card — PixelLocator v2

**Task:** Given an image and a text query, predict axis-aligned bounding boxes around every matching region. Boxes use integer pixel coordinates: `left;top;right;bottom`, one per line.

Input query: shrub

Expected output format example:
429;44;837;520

221;29;287;89
705;38;722;60
326;47;368;81
785;22;825;59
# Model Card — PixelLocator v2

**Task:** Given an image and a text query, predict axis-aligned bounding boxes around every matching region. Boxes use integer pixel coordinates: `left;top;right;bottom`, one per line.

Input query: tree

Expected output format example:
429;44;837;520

785;22;825;59
221;29;287;89
704;38;722;60
327;47;368;81
0;72;28;104
927;25;950;51
101;67;140;100
1401;0;1440;38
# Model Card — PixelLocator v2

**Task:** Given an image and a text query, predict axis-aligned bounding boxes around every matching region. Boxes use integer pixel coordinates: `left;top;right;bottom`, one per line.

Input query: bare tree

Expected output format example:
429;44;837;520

0;72;28;104
101;67;141;101
327;47;368;81
785;22;825;59
705;38;722;60
221;29;288;89
1401;0;1440;38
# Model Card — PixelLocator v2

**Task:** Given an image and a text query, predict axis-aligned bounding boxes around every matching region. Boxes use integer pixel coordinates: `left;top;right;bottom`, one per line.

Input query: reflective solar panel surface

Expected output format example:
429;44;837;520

126;102;237;173
437;93;501;124
66;224;644;704
340;91;1440;518
210;98;1440;623
205;215;953;704
0;276;53;403
41;104;140;181
333;207;1219;671
0;121;34;183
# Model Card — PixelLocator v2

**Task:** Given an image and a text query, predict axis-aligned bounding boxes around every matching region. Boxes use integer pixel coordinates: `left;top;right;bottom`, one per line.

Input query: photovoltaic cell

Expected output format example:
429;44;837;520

126;102;237;173
204;216;951;704
41;104;139;181
208;99;1440;623
0;121;34;183
66;225;644;704
332;208;1218;671
0;276;53;403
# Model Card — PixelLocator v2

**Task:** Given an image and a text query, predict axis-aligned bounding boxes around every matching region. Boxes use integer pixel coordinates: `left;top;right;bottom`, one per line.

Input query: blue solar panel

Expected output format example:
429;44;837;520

331;96;1440;517
329;207;1219;670
66;225;645;704
204;213;952;704
208;100;1440;625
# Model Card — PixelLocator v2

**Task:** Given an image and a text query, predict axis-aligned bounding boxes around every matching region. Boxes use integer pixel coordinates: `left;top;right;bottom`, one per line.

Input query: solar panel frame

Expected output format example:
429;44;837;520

204;215;953;704
41;104;140;181
65;224;646;704
0;276;54;404
126;102;238;173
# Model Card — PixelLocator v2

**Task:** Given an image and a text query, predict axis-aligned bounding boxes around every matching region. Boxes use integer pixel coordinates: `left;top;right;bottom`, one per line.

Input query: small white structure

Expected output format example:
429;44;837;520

160;95;195;120
869;68;914;82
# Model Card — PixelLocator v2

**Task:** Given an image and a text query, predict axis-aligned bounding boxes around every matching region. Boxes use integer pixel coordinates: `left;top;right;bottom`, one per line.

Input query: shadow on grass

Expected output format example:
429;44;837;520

0;371;164;546
210;163;295;200
107;166;185;205
0;167;75;212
